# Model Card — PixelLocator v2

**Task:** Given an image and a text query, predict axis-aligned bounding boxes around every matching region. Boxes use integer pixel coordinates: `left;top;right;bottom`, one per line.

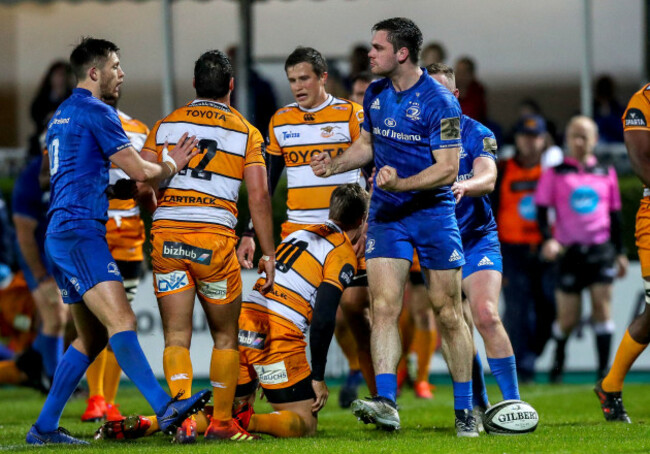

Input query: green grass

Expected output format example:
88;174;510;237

2;382;649;453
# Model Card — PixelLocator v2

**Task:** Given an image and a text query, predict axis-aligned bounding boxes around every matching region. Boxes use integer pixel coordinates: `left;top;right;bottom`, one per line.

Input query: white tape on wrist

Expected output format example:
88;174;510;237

162;146;178;172
261;255;274;262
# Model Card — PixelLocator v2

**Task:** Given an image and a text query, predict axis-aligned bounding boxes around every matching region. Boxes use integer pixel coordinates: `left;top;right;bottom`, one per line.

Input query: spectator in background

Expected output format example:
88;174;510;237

226;45;278;139
493;114;557;383
515;98;561;146
28;61;75;157
349;71;376;105
593;75;625;143
454;56;487;123
420;42;447;66
536;116;627;384
348;44;371;81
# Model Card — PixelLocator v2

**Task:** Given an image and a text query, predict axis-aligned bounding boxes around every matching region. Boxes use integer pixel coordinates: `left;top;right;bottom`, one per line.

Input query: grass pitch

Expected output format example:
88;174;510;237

1;381;649;453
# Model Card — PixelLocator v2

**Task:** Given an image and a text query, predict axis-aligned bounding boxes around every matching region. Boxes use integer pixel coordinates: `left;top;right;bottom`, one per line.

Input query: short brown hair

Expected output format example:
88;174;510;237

426;62;455;87
329;184;369;230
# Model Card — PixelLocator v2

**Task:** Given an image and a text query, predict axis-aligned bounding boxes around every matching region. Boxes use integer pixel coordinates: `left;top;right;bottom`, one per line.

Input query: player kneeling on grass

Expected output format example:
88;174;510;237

233;184;368;437
97;184;369;440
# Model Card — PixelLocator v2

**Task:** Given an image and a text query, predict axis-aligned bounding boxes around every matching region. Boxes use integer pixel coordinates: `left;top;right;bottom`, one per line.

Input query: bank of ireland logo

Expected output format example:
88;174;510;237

570;186;599;214
518;195;536;221
384;118;397;128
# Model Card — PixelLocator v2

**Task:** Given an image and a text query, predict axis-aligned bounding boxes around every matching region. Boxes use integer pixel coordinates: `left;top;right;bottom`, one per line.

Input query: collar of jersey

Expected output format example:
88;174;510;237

298;94;333;113
189;99;231;112
73;87;92;97
325;219;343;233
388;69;427;95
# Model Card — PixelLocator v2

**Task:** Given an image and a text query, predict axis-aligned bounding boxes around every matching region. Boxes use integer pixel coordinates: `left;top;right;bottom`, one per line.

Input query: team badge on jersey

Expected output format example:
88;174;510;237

321;126;338;138
441;117;461;140
406;102;421;121
483;137;498;154
625;108;647;127
338;264;355;287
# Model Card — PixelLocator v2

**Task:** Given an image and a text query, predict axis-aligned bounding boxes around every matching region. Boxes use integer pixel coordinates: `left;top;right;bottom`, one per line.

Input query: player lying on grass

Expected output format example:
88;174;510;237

97;184;369;440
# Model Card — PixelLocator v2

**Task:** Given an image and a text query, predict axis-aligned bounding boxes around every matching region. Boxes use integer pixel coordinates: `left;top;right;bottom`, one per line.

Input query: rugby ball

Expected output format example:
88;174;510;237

483;399;538;435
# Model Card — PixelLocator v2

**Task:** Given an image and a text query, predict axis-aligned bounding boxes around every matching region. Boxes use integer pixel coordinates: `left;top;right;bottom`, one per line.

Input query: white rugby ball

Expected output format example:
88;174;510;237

483;399;539;435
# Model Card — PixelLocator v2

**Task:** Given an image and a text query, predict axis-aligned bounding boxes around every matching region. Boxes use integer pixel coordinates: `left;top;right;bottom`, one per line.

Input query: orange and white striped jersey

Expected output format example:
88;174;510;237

268;95;363;225
143;99;265;235
107;110;149;225
244;221;357;333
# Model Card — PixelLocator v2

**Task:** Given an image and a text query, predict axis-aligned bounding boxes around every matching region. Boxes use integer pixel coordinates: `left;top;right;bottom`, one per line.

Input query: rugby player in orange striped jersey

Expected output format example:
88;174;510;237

234;184;368;437
140;50;275;443
237;47;375;408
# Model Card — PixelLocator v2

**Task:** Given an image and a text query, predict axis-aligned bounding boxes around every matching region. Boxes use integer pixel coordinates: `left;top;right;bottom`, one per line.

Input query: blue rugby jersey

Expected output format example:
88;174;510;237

12;156;49;251
362;71;462;220
45;88;131;234
455;115;498;239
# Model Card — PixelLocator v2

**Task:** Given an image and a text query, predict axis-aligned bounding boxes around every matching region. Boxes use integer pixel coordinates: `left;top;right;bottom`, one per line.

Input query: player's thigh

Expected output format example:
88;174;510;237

555;290;582;325
462;269;502;322
157;287;196;347
589;283;613;322
83;280;136;333
200;293;242;349
421;266;462;312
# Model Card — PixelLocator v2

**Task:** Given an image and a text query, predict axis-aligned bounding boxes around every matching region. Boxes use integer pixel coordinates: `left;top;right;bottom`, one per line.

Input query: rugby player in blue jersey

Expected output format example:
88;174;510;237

26;38;211;445
311;18;476;436
427;63;522;429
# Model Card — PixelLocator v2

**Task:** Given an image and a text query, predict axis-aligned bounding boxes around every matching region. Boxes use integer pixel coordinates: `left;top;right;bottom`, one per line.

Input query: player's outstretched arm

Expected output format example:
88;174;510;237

625;130;650;187
451;156;497;202
377;146;460;192
244;164;275;294
110;133;198;183
309;282;344;412
311;129;373;178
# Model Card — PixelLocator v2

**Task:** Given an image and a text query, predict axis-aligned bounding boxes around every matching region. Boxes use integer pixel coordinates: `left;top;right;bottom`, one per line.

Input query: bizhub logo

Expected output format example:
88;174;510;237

570;186;599;214
162;241;213;264
239;329;266;350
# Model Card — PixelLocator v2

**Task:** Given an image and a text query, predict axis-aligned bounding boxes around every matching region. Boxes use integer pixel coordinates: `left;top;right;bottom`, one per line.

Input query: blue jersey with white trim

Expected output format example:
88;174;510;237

456;115;498;239
362;71;462;220
45;88;131;234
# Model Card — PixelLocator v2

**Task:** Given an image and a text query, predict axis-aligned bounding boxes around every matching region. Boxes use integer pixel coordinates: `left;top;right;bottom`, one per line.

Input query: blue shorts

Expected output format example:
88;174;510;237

45;229;123;304
461;231;502;279
365;210;465;270
18;250;54;291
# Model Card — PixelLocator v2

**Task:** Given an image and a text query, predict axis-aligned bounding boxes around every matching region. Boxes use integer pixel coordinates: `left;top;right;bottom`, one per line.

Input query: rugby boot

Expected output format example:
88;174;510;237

157;389;212;435
81;395;107;422
173;417;197;444
455;409;479;438
233;402;255;430
351;396;400;431
105;403;124;422
26;425;89;445
414;380;434;399
594;379;631;423
94;415;153;440
204;418;258;441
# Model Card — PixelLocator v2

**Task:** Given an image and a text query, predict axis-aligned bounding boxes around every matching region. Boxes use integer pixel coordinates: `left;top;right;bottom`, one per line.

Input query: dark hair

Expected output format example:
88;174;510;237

285;47;328;78
194;50;233;99
351;71;376;86
70;37;120;81
422;42;447;63
426;62;455;86
329;184;369;230
456;56;476;74
372;17;423;64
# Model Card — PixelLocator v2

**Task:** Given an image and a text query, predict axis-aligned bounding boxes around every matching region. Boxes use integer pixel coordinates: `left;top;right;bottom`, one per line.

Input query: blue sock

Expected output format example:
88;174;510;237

109;331;169;414
35;346;90;433
472;353;489;408
346;369;363;388
33;333;64;380
452;380;473;411
376;373;397;403
0;343;14;360
487;356;520;401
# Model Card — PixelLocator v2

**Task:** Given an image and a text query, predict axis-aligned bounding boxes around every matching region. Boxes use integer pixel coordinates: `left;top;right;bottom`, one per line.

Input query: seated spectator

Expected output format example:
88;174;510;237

455;56;487;122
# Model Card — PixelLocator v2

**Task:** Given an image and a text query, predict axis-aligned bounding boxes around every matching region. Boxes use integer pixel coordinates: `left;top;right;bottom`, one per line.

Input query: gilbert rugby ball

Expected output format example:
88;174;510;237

483;399;539;435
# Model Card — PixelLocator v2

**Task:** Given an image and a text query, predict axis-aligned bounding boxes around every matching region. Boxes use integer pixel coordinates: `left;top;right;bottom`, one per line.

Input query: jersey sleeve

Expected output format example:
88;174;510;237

322;243;357;291
349;101;364;142
90;105;132;158
266;113;282;156
361;90;374;134
623;85;650;132
608;166;622;211
141;120;162;159
534;167;555;207
427;98;462;151
245;127;266;167
470;126;498;162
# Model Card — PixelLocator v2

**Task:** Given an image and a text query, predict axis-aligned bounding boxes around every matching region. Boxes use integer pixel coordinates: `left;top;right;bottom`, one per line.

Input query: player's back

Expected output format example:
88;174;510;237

268;96;362;225
456;115;498;238
245;221;357;333
363;72;462;219
46;88;131;234
144;100;265;235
